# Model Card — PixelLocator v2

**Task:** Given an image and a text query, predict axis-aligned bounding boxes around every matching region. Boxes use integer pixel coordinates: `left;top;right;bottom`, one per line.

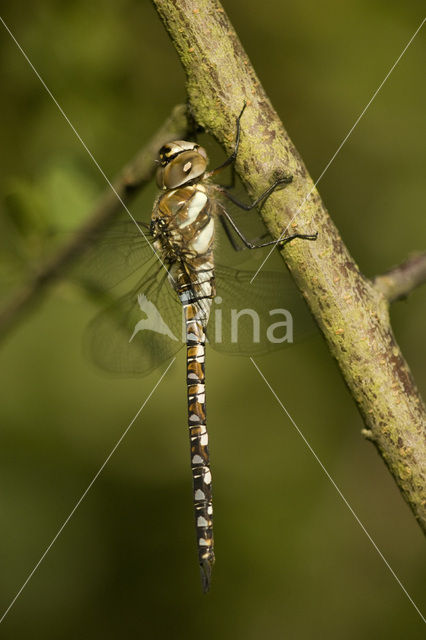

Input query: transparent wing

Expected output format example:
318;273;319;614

207;263;318;356
84;261;184;375
84;258;317;375
72;217;156;290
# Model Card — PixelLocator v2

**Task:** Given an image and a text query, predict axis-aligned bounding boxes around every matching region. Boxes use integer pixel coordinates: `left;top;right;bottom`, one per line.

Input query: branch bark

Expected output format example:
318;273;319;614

152;0;426;530
374;252;426;302
0;104;189;341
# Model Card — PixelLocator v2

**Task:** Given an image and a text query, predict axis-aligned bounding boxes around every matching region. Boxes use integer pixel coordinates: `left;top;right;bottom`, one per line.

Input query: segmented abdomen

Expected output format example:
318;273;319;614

184;299;214;593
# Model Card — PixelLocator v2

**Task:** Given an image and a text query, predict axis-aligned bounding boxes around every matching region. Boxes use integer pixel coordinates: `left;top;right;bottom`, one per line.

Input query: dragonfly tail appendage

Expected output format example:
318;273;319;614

186;305;215;592
200;557;213;594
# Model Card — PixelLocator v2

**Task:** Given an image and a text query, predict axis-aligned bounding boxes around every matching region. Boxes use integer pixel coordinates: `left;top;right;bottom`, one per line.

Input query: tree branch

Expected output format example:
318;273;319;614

374;252;426;302
0;104;189;341
152;0;426;530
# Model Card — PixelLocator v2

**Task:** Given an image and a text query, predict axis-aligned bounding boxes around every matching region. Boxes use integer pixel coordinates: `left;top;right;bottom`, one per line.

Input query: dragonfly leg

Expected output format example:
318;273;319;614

206;102;294;205
218;214;245;251
215;174;293;211
216;164;236;190
277;231;318;248
205;102;247;179
205;100;293;203
218;203;317;250
219;214;271;252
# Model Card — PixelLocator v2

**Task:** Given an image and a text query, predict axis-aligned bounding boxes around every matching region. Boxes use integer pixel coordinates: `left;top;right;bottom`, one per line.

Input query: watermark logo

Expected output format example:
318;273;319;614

130;294;295;345
129;294;179;343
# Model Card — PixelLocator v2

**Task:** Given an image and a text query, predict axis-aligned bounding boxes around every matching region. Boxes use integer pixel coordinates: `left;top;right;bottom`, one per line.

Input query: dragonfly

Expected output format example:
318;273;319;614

80;104;317;592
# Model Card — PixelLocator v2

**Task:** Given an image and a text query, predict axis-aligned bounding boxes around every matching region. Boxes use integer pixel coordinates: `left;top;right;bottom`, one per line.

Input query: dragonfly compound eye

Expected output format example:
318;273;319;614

156;144;208;189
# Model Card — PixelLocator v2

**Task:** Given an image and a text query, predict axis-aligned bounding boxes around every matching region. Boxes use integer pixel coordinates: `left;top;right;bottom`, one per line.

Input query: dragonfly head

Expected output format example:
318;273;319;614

156;141;208;189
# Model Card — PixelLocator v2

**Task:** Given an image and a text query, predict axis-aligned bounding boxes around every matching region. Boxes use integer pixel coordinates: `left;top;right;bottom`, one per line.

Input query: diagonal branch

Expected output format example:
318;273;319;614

152;0;426;531
0;104;189;341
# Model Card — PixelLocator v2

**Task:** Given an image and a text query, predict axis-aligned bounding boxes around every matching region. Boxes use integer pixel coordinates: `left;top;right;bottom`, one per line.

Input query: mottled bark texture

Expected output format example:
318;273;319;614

152;0;426;530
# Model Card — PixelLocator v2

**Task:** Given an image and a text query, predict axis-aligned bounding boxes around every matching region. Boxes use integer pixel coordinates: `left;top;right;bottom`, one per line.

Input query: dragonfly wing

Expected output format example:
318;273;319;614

84;262;185;375
207;263;318;356
72;217;157;290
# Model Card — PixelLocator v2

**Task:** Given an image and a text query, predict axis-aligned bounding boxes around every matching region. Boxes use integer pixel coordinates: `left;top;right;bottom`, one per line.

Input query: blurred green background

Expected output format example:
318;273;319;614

0;1;425;637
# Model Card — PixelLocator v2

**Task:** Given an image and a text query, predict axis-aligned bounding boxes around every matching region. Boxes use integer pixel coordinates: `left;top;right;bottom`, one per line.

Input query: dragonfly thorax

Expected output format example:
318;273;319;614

156;141;208;189
151;184;215;264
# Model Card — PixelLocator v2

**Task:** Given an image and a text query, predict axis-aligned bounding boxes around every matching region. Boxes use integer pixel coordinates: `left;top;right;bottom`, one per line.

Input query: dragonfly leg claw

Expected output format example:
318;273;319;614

277;231;318;248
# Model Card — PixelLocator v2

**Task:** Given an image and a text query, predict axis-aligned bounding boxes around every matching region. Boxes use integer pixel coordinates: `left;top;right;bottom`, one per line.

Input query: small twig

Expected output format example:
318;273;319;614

374;252;426;302
0;104;189;341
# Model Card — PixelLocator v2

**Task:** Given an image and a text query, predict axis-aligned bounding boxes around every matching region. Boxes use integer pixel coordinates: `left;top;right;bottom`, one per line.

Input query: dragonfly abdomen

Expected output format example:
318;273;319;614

184;300;215;592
